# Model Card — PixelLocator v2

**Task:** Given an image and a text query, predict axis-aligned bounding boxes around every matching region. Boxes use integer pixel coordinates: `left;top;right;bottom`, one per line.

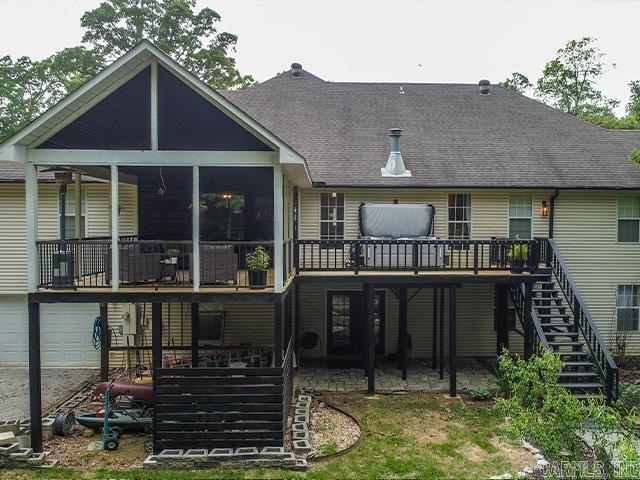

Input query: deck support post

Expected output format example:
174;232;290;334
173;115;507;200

191;303;199;367
365;283;376;394
28;302;42;453
399;287;408;380
285;289;292;345
449;284;457;397
192;166;200;292
110;165;119;291
274;300;283;366
26;163;38;292
100;303;109;381
523;282;534;359
294;283;300;362
432;288;438;370
439;287;445;380
75;173;83;277
151;302;162;454
496;284;510;357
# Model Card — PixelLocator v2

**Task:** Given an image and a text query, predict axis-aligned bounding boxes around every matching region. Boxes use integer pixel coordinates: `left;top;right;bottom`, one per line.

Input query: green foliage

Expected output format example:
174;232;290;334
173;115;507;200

627;80;640;118
469;387;493;401
319;439;339;456
579;113;640;130
246;245;270;271
507;242;529;261
629;148;640;166
536;37;619;117
615;382;640;413
500;72;533;95
165;248;180;258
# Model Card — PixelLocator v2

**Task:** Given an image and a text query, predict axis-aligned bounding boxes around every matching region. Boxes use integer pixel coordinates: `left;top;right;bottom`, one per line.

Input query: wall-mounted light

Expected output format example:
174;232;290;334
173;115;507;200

541;200;550;217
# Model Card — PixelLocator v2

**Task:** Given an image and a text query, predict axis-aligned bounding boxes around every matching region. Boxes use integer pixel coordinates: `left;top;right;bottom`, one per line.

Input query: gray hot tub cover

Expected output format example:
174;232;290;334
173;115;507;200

359;203;435;238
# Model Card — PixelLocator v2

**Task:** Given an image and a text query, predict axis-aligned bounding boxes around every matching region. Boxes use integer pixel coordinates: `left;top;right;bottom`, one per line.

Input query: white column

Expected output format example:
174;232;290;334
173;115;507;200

75;173;83;277
192;165;200;292
273;163;284;292
150;61;158;151
26;163;39;293
110;165;119;291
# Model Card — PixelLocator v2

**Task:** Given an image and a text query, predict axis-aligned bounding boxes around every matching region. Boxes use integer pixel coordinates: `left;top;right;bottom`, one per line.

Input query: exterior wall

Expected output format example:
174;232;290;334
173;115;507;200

554;190;640;354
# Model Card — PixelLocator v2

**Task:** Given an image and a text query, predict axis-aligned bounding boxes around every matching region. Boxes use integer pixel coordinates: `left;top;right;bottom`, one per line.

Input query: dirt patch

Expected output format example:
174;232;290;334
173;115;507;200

308;397;360;457
491;436;536;467
620;357;640;383
406;410;448;444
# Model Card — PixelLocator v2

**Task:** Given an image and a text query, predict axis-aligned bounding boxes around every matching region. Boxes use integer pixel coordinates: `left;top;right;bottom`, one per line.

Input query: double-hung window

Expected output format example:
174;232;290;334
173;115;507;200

60;188;87;239
447;194;471;239
617;285;639;331
320;192;345;240
617;196;640;243
508;194;532;239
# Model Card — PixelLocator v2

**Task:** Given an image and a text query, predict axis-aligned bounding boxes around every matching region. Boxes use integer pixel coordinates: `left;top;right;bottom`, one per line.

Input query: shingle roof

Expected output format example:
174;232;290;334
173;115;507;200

224;70;640;189
0;163;55;183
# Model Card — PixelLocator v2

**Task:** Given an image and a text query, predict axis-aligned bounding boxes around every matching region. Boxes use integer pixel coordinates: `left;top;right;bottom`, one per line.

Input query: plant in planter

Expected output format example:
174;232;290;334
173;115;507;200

166;248;180;264
508;242;529;273
246;246;270;287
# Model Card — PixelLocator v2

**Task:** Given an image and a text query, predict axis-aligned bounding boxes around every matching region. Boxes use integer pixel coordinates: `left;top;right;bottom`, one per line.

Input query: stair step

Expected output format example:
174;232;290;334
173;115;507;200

549;341;584;346
557;382;604;389
545;333;579;339
541;323;575;329
534;305;566;310
533;289;559;295
563;361;594;367
537;314;571;318
533;297;563;303
572;392;602;400
558;371;598;378
558;351;589;357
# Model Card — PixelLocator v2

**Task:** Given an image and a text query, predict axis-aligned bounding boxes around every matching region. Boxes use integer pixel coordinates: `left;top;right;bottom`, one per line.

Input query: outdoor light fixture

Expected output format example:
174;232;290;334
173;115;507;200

221;193;233;200
541;200;550;217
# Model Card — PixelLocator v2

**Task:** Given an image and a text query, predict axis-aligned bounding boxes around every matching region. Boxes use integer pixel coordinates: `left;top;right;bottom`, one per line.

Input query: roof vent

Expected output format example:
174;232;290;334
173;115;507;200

291;63;302;78
381;128;411;177
479;79;491;94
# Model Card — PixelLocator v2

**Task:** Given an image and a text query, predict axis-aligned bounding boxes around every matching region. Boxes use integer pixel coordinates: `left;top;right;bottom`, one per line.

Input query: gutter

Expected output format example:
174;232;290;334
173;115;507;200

548;189;560;238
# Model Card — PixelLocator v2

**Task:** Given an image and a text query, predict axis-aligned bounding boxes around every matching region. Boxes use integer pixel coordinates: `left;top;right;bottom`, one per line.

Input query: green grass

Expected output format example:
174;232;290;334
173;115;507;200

5;393;530;480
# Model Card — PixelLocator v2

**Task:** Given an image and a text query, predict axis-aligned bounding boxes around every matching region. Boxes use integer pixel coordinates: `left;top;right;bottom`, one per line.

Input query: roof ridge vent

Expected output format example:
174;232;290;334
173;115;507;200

381;128;411;177
291;63;302;78
479;79;490;94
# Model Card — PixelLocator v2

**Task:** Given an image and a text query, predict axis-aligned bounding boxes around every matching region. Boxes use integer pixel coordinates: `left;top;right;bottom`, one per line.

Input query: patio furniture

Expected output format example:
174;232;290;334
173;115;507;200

192;244;238;285
105;245;162;284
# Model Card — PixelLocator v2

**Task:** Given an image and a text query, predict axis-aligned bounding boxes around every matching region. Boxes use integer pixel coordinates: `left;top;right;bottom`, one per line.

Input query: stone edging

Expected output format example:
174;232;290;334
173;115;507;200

307;399;362;462
489;440;549;479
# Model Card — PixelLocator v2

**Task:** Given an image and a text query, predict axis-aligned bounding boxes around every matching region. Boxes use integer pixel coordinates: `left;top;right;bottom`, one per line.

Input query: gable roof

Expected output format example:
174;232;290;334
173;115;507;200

224;69;640;189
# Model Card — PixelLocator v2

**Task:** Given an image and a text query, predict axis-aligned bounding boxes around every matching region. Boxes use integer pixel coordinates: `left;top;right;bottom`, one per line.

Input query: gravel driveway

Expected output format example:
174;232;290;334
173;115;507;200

0;368;97;421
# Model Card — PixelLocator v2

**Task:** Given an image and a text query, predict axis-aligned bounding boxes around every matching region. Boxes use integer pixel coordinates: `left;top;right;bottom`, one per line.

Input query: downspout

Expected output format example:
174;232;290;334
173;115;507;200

548;189;560;238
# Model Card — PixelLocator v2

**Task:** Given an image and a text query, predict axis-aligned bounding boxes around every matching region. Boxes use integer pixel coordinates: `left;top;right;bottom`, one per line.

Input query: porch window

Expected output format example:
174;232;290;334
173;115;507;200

198;304;225;344
60;188;87;239
320;192;345;240
617;196;640;243
617;285;639;331
447;194;471;239
508;194;533;239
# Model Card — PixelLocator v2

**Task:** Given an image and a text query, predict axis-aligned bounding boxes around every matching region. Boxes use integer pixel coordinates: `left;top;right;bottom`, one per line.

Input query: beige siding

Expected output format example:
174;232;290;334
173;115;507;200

554;190;640;354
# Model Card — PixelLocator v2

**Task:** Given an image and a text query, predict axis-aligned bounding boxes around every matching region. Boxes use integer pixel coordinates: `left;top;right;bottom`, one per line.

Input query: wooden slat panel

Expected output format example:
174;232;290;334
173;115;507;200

156;375;283;386
157;367;283;376
155;394;283;403
154;403;283;413
156;385;283;395
155;421;283;431
157;412;283;422
155;439;282;449
153;431;282;440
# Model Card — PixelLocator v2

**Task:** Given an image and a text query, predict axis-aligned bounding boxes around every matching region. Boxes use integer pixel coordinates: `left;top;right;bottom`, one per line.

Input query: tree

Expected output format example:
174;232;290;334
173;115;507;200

80;0;253;90
536;37;618;116
626;80;640;118
500;72;533;95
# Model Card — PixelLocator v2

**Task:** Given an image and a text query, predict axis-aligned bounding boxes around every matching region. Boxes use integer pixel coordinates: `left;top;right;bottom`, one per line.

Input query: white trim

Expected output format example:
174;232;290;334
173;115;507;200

273;164;284;293
0;145;26;162
616;194;640;244
150;61;158;151
192;166;200;292
25;164;38;292
27;149;276;166
111;165;120;292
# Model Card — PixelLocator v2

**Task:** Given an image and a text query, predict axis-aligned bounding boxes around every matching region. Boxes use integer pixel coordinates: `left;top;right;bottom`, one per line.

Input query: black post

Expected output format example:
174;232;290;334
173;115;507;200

28;302;42;453
191;303;199;367
439;287;445;380
449;285;457;397
399;288;408;380
496;284;510;357
432;288;438;370
365;284;376;394
524;282;534;359
274;300;283;366
285;290;292;345
99;303;109;381
151;302;162;454
294;284;301;362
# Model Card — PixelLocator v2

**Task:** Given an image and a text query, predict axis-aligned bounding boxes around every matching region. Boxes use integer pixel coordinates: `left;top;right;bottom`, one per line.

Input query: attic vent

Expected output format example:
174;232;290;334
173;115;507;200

381;128;411;177
291;63;302;78
479;79;490;94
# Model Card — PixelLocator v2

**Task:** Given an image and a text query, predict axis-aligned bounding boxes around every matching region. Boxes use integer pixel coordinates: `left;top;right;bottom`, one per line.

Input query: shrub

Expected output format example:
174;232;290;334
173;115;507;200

615;382;640;414
469;387;493;401
246;246;270;271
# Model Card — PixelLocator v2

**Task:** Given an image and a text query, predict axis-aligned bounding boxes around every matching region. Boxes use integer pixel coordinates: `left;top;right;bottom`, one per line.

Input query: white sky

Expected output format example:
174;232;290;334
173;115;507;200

1;0;639;114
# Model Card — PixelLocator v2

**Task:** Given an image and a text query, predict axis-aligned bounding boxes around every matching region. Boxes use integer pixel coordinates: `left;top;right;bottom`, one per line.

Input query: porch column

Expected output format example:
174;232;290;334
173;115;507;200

439;287;445;380
28;302;42;453
26;164;38;293
365;284;376;394
432;288;438;370
274;300;283;366
100;303;109;381
496;284;510;356
398;288;408;381
151;302;162;454
192;166;200;292
191;303;199;367
110;165;119;291
75;174;83;277
273;163;284;292
449;285;457;397
523;282;534;359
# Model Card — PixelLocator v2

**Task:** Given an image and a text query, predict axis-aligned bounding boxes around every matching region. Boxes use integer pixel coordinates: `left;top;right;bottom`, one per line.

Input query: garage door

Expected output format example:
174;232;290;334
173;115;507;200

0;296;101;367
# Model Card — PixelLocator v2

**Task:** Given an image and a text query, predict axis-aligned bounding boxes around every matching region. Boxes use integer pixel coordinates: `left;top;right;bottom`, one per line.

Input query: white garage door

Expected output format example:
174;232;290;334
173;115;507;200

0;296;101;367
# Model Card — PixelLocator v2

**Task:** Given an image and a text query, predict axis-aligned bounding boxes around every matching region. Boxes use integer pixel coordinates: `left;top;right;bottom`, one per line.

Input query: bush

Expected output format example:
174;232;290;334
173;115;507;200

246;246;270;271
469;387;493;401
615;382;640;414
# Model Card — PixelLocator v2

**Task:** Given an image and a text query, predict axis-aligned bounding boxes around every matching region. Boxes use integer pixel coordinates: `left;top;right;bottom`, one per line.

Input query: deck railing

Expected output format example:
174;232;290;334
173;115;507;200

294;238;538;274
282;335;295;429
510;282;550;356
200;241;275;289
115;240;193;288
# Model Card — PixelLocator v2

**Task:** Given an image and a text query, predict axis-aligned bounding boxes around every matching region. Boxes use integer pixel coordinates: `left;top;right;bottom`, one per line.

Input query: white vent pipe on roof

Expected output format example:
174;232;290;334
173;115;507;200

381;128;411;177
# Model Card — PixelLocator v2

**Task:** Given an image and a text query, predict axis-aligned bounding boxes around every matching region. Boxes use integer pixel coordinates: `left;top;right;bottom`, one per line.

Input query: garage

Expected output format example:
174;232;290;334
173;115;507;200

0;296;100;367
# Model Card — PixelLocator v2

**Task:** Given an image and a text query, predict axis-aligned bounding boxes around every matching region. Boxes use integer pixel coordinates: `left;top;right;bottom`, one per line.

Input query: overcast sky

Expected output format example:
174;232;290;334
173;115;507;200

1;0;638;114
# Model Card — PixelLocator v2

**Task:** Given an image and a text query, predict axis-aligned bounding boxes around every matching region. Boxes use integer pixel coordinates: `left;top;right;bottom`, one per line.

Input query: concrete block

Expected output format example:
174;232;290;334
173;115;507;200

41;459;59;468
298;394;312;402
293;458;309;471
259;446;286;458
292;422;308;432
26;452;47;466
294;414;308;424
0;431;16;446
208;448;233;461
234;446;259;459
16;434;31;448
0;421;20;434
292;430;309;440
295;401;310;409
158;449;183;459
0;443;20;456
9;447;33;460
142;455;159;468
41;418;54;434
184;448;208;460
293;439;313;454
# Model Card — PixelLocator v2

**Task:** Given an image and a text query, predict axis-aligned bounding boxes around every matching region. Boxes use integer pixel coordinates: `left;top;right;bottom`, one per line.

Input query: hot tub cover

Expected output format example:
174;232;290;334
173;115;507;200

359;203;435;238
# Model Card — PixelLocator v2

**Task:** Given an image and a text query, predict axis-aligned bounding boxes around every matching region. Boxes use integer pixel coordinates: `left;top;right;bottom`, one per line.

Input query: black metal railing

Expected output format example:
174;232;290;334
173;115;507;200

543;238;619;402
115;240;193;288
282;335;295;430
295;238;538;274
510;283;549;356
200;241;274;289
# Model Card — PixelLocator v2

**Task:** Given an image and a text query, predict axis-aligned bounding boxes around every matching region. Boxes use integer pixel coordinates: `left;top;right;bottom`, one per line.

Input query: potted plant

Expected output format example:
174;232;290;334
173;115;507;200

166;248;180;265
508;242;529;273
246;246;270;288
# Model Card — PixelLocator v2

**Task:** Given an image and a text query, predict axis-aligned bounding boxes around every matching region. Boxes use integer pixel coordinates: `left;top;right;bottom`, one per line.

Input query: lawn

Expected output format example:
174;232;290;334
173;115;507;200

4;392;533;479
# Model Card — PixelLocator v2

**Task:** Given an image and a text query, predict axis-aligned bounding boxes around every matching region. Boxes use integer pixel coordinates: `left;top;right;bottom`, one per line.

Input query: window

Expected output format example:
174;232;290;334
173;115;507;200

617;285;639;331
447;194;471;239
320;192;345;240
509;194;533;239
198;304;225;343
60;188;86;239
618;196;640;243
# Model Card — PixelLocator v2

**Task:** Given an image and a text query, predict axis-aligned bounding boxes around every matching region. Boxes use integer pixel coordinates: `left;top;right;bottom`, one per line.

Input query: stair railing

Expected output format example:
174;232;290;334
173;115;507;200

541;237;619;403
510;283;550;356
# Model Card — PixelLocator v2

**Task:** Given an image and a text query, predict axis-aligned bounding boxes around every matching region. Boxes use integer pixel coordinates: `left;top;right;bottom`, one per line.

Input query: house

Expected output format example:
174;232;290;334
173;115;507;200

1;40;639;454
